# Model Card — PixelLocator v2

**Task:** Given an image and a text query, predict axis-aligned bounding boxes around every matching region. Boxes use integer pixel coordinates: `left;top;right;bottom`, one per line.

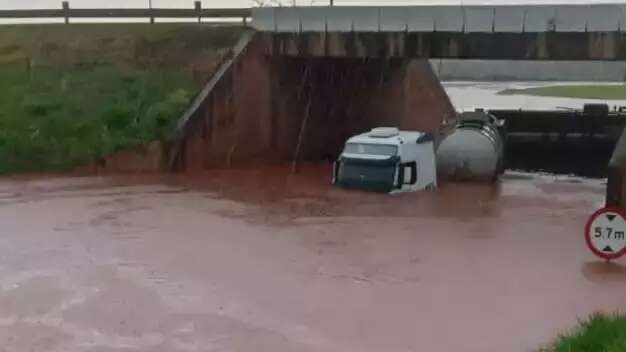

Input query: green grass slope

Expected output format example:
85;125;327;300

0;24;245;174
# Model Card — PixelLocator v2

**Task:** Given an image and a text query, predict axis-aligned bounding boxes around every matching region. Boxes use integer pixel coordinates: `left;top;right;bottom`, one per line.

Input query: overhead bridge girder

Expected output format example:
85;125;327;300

252;5;626;33
260;32;626;61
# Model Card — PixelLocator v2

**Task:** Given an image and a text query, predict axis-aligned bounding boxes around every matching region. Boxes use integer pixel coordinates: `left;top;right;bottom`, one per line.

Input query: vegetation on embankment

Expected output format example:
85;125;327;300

499;84;626;100
0;24;246;174
542;313;626;352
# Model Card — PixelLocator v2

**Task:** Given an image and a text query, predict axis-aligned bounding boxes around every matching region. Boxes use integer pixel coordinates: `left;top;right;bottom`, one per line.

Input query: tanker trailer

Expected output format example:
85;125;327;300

436;110;505;182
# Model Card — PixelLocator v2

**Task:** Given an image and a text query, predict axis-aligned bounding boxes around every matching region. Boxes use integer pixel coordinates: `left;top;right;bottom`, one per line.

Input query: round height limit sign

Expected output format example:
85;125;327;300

585;207;626;260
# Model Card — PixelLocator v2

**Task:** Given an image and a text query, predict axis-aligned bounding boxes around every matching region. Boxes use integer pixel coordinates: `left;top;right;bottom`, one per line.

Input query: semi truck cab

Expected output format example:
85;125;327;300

333;127;437;193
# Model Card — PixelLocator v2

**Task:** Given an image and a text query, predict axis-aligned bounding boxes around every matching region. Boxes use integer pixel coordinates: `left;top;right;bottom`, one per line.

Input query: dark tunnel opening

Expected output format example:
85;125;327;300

177;38;617;179
176;50;454;172
271;57;441;163
278;59;618;179
504;138;615;178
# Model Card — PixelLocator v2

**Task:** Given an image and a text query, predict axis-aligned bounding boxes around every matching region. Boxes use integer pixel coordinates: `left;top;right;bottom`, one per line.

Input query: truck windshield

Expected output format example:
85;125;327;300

337;157;398;193
344;143;398;156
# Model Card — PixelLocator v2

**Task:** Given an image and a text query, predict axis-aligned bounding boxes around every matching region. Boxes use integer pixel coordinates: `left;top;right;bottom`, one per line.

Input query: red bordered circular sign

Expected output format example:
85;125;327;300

585;207;626;260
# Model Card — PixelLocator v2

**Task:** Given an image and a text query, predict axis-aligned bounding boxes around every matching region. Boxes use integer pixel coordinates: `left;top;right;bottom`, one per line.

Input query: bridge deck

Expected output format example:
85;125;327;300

252;5;626;33
261;31;626;60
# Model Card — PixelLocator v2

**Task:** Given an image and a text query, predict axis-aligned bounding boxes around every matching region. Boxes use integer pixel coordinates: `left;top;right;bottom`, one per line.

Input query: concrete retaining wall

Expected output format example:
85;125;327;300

172;33;274;171
171;34;455;171
607;128;626;208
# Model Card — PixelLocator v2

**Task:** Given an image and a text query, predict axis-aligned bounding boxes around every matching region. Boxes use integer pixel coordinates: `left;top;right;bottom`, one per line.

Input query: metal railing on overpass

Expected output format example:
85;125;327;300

0;1;251;24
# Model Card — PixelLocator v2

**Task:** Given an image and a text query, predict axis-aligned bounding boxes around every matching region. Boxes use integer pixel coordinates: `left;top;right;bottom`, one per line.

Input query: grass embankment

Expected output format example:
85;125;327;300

0;24;245;174
543;313;626;352
499;85;626;100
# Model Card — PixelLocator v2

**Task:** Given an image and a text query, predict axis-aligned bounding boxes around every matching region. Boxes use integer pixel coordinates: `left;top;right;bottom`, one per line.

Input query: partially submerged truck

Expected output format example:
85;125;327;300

436;110;505;182
332;127;437;193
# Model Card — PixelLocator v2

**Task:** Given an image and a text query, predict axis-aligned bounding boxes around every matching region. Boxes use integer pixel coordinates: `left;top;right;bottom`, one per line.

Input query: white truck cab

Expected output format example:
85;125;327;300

333;127;437;193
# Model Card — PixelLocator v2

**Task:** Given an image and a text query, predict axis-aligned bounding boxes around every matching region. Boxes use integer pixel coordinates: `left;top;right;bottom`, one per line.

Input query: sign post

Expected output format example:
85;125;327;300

585;207;626;261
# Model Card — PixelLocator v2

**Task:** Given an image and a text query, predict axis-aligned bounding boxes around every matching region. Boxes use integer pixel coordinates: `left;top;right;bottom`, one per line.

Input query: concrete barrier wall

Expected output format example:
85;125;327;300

172;34;275;171
380;8;407;32
464;7;494;33
588;5;622;32
252;5;625;33
434;6;464;32
405;7;435;32
607;128;626;208
326;7;354;32
493;6;525;33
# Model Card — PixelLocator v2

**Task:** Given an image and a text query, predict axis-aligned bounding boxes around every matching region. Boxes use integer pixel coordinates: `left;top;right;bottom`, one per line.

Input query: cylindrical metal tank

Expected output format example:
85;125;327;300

436;111;505;182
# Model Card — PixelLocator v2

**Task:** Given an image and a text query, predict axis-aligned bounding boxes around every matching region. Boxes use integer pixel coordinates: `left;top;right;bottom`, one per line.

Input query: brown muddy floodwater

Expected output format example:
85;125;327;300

0;163;623;352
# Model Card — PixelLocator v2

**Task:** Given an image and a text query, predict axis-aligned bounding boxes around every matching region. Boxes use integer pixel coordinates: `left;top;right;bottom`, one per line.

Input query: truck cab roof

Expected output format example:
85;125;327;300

346;128;431;146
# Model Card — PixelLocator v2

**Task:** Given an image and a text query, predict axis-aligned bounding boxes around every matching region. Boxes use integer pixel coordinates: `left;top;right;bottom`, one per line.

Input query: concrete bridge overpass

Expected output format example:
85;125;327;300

252;4;626;60
4;3;626;60
172;4;626;170
1;3;624;173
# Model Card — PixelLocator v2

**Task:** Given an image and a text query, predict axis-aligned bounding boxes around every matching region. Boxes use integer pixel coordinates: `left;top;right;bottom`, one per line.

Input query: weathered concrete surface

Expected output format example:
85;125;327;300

174;35;454;171
263;32;626;61
253;5;626;34
0;166;621;352
174;33;273;171
267;57;453;161
607;128;626;207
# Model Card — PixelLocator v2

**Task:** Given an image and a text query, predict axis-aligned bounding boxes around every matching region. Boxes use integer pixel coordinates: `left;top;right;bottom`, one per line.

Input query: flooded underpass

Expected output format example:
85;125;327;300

0;163;624;352
1;14;625;350
2;67;626;351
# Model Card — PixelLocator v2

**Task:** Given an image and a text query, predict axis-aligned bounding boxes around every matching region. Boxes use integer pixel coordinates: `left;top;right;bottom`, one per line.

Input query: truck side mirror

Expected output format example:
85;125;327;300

403;162;417;185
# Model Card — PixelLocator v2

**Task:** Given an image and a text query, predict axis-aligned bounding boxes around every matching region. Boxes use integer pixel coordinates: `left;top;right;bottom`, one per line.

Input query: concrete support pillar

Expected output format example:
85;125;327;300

589;32;617;60
607;129;626;207
177;35;273;170
62;1;70;24
403;59;455;132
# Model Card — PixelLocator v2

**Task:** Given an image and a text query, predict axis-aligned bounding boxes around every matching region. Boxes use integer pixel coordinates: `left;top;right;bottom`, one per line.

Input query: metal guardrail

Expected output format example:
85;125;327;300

0;1;251;24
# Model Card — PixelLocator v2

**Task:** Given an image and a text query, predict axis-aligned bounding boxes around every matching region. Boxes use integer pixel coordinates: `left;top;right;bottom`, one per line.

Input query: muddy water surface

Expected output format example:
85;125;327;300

0;164;622;352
